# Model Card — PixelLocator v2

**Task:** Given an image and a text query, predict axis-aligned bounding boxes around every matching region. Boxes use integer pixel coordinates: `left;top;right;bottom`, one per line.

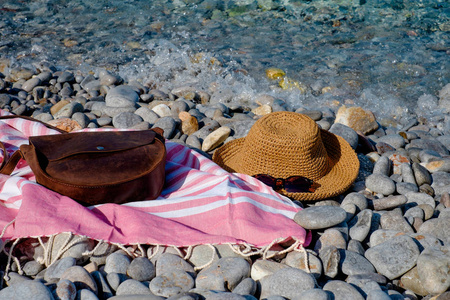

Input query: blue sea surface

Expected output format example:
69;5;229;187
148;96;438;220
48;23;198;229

0;0;449;120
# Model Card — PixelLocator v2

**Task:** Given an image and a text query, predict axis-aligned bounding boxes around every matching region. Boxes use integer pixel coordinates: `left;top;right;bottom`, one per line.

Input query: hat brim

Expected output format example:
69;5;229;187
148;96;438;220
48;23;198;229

212;129;360;201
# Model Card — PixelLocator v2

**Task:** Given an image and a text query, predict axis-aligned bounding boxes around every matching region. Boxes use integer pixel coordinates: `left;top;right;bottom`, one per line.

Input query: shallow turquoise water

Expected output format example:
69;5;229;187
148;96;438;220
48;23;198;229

0;0;449;119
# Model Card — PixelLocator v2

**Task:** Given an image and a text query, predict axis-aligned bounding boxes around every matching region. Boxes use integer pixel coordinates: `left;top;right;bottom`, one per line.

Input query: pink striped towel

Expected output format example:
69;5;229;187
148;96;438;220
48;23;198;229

0;111;310;252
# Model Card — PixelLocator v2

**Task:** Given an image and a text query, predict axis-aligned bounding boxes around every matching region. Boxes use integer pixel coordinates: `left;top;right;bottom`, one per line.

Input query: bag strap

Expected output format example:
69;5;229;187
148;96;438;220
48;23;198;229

0;115;67;175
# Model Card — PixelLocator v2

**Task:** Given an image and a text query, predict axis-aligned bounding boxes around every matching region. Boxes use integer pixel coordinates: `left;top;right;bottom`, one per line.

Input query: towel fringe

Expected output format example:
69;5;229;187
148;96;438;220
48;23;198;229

1;234;306;279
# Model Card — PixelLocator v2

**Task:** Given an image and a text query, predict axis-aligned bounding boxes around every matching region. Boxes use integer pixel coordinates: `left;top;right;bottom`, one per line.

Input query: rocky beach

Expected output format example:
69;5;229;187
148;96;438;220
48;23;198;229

0;0;449;299
0;59;448;300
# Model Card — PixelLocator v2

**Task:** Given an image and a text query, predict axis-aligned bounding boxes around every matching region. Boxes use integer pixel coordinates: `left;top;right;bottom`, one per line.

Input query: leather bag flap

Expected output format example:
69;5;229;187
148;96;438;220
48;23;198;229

29;130;157;161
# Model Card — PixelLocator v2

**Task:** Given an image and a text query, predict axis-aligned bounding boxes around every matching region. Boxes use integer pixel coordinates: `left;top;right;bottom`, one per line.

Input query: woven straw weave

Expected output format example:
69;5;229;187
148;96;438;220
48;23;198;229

212;111;360;201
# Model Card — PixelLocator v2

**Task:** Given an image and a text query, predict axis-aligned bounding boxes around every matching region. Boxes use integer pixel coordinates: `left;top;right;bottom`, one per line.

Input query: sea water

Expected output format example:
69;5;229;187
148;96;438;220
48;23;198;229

0;0;449;122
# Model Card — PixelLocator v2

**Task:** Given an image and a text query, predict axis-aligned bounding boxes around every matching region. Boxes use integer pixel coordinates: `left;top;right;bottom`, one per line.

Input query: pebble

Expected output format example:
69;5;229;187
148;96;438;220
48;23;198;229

116;279;152;295
201;126;231;152
314;228;347;252
250;259;290;281
0;280;54;299
365;174;396;195
365;235;420;280
343;251;377;276
150;270;195;297
334;105;379;135
112;112;144;129
322;280;365;300
105;85;139;108
259;268;315;299
348;209;373;242
104;253;131;274
328;123;359;149
372;195;407;210
44;257;77;281
293;206;347;230
127;257;156;282
376;134;406;149
341;192;368;212
284;250;323;279
319;246;340;278
231;277;256;296
153;117;177;139
416;245;450;295
60;266;98;294
380;208;414;233
195;257;250;291
56;279;77;300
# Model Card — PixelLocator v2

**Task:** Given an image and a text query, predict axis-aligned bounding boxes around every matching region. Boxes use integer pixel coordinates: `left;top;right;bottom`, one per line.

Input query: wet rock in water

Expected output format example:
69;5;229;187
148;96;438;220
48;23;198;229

259;268;315;299
294;206;347;230
365;235;420;280
334;105;378;135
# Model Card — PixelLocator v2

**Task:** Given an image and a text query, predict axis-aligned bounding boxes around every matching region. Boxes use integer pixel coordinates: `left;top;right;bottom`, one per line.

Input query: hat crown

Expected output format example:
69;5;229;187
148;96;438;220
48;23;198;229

239;112;330;180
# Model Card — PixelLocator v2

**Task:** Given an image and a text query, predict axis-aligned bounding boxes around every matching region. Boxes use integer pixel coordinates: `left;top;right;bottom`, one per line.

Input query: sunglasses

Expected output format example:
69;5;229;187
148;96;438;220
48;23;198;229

253;174;320;193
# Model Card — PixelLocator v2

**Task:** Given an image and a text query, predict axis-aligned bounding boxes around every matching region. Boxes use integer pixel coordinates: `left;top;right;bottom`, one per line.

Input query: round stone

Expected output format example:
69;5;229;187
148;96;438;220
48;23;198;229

127;257;156;282
0;280;54;299
259;268;316;300
284;250;323;279
329;123;359;149
365;174;396;196
372;195;407;211
105;85;139;108
60;266;98;294
104;253;131;274
116;279;152;295
56;279;77;300
112;112;143;129
294;206;347;230
323;280;364;300
195;257;250;291
44;257;77;281
339;249;376;276
372;156;391;176
365;235;420;280
150;270;195;297
348;209;373;242
417;245;450;294
153;116;177;139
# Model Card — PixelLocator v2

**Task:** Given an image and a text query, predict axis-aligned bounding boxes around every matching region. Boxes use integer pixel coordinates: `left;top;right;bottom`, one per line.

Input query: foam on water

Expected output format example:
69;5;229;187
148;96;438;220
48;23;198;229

0;0;449;121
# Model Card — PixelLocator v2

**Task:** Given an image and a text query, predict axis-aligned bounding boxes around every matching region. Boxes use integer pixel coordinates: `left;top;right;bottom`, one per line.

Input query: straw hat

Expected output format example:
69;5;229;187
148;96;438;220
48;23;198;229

212;111;360;201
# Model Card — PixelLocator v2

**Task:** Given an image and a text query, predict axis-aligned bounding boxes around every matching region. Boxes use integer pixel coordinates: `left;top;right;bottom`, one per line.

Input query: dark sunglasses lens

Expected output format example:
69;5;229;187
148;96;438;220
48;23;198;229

253;174;277;188
284;176;317;193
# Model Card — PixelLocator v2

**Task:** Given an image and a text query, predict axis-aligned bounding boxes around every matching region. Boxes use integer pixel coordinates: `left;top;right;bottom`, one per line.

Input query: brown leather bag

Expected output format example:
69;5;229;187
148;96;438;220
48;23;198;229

0;116;166;205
